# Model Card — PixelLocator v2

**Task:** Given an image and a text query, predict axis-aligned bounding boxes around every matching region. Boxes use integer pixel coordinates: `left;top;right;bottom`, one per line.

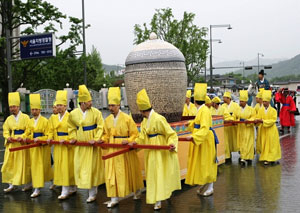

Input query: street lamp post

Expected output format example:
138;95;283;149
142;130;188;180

209;24;232;91
82;0;87;85
257;53;264;73
205;39;222;83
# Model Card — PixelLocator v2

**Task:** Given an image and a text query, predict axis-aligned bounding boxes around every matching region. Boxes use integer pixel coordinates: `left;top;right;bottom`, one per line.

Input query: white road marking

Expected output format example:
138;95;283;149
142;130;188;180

280;133;291;140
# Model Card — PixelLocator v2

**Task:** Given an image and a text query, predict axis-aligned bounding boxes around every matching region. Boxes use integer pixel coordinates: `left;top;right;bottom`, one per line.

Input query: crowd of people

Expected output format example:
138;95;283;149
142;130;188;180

1;77;296;210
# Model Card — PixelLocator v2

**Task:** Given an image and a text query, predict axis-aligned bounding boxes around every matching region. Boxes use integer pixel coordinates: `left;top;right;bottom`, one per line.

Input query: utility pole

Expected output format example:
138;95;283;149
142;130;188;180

82;0;87;85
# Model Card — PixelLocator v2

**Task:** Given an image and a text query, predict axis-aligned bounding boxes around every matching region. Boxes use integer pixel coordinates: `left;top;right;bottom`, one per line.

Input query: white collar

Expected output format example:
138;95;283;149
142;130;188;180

241;105;246;112
80;107;87;119
147;109;154;128
113;110;121;127
59;111;66;122
227;101;232;109
34;114;41;127
264;106;269;113
260;78;265;83
14;111;21;122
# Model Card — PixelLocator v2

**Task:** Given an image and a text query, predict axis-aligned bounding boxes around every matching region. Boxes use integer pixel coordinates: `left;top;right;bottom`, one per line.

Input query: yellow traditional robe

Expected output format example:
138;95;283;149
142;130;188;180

48;112;75;186
222;101;239;158
136;110;181;204
68;107;105;189
236;105;256;160
1;112;31;185
254;103;262;115
102;111;144;197
182;103;197;116
25;115;53;188
211;105;232;121
185;105;217;185
256;106;281;162
255;103;263;154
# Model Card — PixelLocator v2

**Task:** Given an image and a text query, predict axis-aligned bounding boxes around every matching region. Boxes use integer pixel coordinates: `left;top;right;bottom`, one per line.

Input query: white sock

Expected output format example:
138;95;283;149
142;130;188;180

155;201;161;206
111;197;119;202
61;186;70;196
207;183;214;191
8;183;13;189
88;186;97;198
33;188;40;194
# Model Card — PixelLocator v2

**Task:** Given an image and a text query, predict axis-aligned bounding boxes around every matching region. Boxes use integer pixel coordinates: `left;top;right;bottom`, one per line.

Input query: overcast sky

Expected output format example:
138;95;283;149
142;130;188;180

46;0;300;66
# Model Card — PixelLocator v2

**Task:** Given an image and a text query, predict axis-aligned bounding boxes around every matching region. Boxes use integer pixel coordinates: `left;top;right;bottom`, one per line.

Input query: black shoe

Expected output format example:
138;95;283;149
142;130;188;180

247;160;252;165
240;159;246;167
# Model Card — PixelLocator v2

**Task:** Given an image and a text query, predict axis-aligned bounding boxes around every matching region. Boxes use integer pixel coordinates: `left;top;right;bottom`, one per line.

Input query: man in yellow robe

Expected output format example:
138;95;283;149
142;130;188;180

254;88;264;114
2;92;31;192
182;90;197;116
185;83;217;197
135;89;181;210
222;91;239;162
68;85;105;203
48;90;76;200
236;90;256;166
24;94;53;198
256;90;281;165
47;101;58;190
211;96;232;121
254;88;264;154
205;96;213;112
102;87;144;208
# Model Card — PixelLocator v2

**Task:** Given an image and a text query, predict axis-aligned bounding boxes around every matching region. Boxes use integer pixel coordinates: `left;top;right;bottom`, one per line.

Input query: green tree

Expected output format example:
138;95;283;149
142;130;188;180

133;8;209;85
0;0;86;118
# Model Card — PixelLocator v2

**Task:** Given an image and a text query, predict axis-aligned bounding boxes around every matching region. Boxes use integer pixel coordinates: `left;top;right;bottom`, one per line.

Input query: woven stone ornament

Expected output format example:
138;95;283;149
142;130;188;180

125;32;187;123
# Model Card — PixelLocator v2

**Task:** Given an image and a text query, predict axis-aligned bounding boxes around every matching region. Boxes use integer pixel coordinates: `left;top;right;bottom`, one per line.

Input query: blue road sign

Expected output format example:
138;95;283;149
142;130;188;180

20;33;56;60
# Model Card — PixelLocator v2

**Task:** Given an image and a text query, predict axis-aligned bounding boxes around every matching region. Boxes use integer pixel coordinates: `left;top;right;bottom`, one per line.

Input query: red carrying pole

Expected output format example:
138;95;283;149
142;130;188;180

9;143;41;152
178;137;193;142
102;147;131;160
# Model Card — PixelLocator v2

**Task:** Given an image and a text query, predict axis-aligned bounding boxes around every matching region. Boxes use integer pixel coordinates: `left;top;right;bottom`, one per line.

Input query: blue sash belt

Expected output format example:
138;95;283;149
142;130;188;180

14;130;24;135
283;104;290;107
194;124;219;163
33;132;44;138
57;132;68;136
240;119;245;122
114;136;129;139
77;124;97;131
148;133;162;138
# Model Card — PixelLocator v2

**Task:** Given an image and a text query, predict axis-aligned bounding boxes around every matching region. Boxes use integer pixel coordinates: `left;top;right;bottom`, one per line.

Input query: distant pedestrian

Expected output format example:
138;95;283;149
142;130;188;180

255;70;270;90
275;88;296;134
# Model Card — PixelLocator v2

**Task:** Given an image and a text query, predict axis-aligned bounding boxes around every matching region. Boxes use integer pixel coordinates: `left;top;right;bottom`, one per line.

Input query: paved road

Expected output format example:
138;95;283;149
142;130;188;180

0;115;299;212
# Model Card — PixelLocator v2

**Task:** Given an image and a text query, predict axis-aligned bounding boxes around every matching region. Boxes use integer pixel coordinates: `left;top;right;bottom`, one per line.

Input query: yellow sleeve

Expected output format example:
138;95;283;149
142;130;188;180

101;120;110;143
127;116;139;142
40;119;49;141
157;116;178;151
222;107;232;121
68;112;77;140
187;120;195;132
21;115;30;139
136;122;146;145
93;110;104;141
263;108;277;128
47;117;54;140
182;104;187;116
192;110;210;146
3;119;10;146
